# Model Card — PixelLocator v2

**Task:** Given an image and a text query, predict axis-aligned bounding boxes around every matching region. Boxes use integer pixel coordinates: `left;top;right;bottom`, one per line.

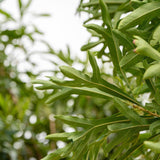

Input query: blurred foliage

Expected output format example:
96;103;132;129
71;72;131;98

3;0;160;160
1;0;106;159
0;0;53;159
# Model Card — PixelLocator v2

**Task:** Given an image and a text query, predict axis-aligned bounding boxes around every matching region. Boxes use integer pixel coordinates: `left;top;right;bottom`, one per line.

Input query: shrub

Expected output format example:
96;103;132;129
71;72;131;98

33;0;160;159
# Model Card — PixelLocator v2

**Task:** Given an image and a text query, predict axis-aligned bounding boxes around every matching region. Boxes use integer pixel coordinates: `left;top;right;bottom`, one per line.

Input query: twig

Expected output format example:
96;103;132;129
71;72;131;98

132;104;160;117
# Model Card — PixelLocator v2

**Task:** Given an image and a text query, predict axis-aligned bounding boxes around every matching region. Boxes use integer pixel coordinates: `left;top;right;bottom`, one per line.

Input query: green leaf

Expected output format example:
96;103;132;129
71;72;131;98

88;52;100;82
108;123;149;132
113;29;134;50
120;51;143;69
49;73;138;104
84;24;129;83
50;76;81;87
46;133;71;142
99;78;139;105
18;0;22;10
60;66;91;83
114;98;147;125
0;9;15;20
133;36;160;61
41;143;73;160
104;130;136;155
110;134;138;160
150;25;160;46
33;13;51;17
119;133;160;160
31;79;61;89
132;83;150;95
46;88;72;104
81;0;127;7
72;87;113;100
149;120;160;134
143;63;160;79
144;141;160;153
24;0;32;10
84;24;111;39
118;1;160;30
81;39;105;51
46;132;78;142
55;115;93;128
99;0;112;27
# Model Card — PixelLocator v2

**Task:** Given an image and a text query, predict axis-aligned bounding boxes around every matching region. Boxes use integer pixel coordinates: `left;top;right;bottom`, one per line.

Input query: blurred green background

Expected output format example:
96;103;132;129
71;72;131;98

0;0;113;159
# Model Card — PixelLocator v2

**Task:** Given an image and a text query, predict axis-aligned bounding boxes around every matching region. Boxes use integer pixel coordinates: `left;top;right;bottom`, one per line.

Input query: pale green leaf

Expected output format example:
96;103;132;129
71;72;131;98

143;63;160;79
120;51;143;69
46;132;71;142
31;79;61;89
99;0;112;27
60;66;91;83
150;25;160;46
46;132;78;142
84;24;111;39
88;51;100;82
144;141;160;153
118;2;160;30
0;9;15;20
81;39;105;51
133;36;160;61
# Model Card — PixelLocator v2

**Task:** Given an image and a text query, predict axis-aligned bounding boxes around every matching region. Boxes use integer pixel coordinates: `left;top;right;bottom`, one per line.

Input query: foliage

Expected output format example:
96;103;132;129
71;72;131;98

1;0;101;159
33;0;160;159
0;0;71;159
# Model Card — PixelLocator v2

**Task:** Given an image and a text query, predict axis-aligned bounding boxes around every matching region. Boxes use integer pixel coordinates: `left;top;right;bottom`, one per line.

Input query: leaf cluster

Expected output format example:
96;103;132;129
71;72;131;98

33;0;160;159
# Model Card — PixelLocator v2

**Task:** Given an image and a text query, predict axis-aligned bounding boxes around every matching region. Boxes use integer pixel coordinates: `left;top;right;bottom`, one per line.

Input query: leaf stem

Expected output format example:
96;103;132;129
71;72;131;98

129;103;160;117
